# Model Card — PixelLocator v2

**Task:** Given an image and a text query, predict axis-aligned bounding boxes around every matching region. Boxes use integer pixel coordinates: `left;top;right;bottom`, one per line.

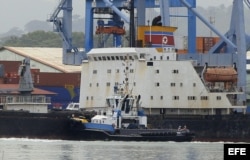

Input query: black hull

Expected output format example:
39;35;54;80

68;119;195;142
1;111;250;142
68;129;194;142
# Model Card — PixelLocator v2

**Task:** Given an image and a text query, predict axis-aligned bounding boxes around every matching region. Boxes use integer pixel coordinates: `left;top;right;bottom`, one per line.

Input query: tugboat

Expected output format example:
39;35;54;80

69;100;194;141
68;55;195;142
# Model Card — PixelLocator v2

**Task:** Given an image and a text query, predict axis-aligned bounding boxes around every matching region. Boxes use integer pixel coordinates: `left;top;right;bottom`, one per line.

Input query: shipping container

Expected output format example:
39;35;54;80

0;61;21;73
33;72;81;87
33;72;81;109
196;37;204;53
203;37;214;52
176;37;219;54
37;86;80;109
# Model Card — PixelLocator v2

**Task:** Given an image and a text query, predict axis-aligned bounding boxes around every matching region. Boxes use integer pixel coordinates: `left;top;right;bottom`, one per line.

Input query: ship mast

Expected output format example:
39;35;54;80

123;54;131;96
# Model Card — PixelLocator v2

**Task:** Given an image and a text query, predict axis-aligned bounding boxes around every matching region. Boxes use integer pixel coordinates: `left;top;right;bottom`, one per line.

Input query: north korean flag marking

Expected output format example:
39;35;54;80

144;31;175;47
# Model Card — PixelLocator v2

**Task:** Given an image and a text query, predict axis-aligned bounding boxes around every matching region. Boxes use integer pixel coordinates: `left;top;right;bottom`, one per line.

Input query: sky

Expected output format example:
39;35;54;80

0;0;233;34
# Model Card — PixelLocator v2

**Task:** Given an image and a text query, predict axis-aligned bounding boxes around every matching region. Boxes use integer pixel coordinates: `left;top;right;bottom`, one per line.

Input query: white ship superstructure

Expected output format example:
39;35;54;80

80;47;246;115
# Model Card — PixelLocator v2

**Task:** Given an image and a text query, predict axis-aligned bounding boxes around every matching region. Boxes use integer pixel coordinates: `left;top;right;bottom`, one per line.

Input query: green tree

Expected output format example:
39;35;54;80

2;31;85;48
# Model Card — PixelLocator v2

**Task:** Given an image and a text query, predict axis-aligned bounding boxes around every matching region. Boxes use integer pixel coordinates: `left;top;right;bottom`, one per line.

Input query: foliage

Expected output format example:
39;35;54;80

1;30;131;48
2;31;85;48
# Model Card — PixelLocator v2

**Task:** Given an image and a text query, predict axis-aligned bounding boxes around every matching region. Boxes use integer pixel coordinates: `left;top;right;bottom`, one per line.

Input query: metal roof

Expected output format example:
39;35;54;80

2;47;82;73
0;84;56;95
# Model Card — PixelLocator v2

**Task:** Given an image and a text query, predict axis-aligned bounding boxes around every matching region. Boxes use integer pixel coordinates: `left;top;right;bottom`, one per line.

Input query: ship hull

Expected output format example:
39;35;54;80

0;111;250;142
68;127;195;142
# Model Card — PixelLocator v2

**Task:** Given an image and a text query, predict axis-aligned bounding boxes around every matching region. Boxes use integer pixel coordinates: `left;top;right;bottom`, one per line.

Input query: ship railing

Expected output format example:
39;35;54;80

0;95;51;104
228;99;245;106
208;85;243;93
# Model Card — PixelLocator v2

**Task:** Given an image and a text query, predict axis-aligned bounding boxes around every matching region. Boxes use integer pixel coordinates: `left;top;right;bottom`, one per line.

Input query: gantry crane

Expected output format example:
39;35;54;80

47;0;86;65
48;0;196;65
48;0;249;109
84;0;197;53
49;0;247;87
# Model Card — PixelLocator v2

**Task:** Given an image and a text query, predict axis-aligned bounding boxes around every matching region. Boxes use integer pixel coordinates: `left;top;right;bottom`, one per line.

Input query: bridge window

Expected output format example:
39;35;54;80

173;96;179;100
201;96;208;100
111;56;115;60
107;69;111;73
147;62;153;66
216;96;221;100
170;83;175;87
172;69;179;74
93;70;97;74
188;96;196;100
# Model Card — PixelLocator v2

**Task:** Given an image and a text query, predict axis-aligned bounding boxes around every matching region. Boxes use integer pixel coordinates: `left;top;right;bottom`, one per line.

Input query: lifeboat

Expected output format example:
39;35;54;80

203;67;237;82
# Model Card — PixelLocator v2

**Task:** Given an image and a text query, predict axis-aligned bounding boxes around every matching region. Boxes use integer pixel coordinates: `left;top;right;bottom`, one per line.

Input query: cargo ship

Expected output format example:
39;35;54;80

0;48;249;142
79;38;245;115
69;56;195;142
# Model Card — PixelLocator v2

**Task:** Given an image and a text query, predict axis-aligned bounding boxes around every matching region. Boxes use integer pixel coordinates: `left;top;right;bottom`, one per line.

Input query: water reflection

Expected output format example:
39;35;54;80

0;139;224;160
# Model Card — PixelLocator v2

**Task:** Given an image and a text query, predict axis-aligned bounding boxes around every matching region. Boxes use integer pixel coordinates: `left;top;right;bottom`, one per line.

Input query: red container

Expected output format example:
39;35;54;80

0;61;21;73
33;72;81;87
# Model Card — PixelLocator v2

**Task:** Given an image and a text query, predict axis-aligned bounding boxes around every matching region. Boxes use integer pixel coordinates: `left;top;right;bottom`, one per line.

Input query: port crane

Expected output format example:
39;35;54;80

84;0;196;52
49;0;249;108
47;0;86;65
49;0;248;60
48;0;196;65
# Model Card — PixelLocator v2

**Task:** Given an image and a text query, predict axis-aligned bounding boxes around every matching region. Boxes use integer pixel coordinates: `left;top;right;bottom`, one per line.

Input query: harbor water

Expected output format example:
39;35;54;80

0;138;226;160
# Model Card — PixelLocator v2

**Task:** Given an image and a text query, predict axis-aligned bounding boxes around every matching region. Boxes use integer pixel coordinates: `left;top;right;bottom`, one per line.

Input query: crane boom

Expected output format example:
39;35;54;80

48;0;85;65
